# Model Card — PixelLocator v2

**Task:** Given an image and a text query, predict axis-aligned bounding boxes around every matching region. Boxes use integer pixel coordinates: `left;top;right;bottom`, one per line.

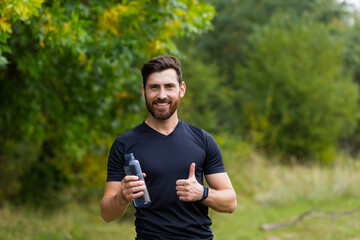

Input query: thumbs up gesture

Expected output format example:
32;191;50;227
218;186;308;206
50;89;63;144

176;163;204;202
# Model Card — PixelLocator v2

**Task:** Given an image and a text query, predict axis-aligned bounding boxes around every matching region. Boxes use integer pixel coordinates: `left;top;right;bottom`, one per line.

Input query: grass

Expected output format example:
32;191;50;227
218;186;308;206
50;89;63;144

0;200;136;240
218;151;360;240
1;152;360;240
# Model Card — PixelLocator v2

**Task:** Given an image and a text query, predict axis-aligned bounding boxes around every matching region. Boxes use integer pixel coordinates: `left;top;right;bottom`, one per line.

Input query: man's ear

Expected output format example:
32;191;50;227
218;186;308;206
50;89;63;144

141;84;145;99
180;81;186;98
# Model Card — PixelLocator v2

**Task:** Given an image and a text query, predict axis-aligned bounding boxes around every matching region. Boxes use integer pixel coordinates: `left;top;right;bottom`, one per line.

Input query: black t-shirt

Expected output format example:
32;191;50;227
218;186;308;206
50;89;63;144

107;120;226;240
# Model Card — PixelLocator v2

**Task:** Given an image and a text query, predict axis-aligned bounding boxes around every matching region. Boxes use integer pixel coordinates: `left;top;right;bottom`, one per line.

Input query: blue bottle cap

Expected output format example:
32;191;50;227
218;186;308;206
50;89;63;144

124;153;134;161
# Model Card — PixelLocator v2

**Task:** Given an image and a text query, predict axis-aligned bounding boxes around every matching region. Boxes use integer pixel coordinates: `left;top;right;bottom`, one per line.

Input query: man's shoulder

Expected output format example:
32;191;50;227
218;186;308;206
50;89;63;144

181;120;214;135
180;120;214;141
181;120;204;133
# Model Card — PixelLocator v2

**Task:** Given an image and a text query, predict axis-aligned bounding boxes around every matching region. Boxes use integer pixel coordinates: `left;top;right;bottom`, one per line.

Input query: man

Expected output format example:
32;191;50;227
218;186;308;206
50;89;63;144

100;55;237;239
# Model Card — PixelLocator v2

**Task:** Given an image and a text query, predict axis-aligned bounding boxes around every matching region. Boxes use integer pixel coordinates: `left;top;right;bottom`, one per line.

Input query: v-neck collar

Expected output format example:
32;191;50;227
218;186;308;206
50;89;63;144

142;120;182;138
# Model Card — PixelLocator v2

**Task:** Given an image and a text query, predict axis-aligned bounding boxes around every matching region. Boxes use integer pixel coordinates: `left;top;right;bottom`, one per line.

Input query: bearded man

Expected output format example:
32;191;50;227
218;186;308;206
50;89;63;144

100;55;237;240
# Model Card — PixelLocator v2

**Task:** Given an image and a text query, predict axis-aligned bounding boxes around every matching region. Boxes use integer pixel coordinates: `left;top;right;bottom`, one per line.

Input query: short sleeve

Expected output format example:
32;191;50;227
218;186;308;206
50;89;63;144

203;131;226;175
106;135;126;181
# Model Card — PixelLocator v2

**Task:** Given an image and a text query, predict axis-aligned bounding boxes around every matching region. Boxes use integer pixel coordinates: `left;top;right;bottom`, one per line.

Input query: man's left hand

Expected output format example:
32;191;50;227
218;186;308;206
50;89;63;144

175;163;204;202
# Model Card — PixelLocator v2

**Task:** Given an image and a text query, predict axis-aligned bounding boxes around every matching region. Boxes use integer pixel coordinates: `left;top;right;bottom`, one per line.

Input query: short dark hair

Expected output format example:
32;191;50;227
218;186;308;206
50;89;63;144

141;55;182;87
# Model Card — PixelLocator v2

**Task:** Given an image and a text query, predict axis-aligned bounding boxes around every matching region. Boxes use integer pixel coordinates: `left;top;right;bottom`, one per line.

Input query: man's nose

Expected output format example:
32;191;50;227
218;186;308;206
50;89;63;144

158;88;167;99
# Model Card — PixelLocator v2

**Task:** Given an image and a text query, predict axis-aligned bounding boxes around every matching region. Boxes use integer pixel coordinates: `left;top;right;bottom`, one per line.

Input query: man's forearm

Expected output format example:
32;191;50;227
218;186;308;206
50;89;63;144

202;188;237;213
100;193;130;222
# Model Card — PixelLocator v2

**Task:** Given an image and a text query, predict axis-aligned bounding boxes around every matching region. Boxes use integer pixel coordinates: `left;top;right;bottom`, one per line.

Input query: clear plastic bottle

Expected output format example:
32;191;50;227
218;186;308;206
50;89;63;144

124;153;151;207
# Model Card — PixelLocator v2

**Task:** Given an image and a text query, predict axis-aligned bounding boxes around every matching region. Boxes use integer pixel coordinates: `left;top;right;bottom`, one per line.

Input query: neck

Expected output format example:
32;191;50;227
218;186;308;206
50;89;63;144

145;112;179;136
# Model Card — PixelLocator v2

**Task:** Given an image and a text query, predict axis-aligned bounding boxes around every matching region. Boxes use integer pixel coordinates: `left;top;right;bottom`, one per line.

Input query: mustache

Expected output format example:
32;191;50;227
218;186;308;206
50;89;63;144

153;99;171;104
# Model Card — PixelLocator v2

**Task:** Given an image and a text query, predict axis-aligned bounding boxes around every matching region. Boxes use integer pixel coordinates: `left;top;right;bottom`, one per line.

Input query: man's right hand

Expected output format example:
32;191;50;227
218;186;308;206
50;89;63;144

100;173;147;222
118;174;146;204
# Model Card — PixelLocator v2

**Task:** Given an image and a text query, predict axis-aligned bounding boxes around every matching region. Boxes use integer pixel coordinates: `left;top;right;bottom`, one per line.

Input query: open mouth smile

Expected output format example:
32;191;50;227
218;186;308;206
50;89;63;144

154;102;170;109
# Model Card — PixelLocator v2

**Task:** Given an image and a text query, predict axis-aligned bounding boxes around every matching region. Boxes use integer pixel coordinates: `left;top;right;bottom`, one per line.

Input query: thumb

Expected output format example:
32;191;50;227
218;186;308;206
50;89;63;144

188;163;196;179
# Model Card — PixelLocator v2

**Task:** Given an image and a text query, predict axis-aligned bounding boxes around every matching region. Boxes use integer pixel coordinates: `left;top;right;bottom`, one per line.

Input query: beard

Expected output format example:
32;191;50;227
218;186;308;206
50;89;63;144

144;93;180;120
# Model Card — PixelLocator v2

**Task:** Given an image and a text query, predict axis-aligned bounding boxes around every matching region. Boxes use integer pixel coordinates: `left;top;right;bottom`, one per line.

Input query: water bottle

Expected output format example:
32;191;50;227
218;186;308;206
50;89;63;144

124;153;151;207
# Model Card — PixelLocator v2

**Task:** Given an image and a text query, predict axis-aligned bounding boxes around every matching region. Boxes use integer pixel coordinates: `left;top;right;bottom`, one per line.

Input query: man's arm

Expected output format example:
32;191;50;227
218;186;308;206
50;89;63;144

176;163;237;213
100;176;146;222
203;172;237;213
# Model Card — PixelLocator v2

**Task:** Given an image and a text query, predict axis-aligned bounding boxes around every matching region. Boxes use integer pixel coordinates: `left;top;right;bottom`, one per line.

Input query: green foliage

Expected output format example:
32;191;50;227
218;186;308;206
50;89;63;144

235;13;359;161
197;0;352;81
341;15;360;153
0;0;215;204
184;0;357;132
2;0;360;206
0;0;44;65
178;48;228;132
345;14;360;85
177;0;360;160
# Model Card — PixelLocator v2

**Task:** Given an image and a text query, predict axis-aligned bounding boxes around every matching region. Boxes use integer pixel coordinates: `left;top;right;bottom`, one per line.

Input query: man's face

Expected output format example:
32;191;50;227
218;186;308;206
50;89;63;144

142;69;186;120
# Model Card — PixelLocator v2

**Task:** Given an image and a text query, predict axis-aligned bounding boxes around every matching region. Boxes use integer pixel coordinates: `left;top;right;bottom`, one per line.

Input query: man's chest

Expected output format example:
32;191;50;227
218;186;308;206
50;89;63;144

127;135;207;182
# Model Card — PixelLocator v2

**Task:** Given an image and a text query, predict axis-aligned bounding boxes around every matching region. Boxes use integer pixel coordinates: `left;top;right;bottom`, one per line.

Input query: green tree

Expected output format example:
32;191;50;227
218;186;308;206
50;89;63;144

0;0;44;65
178;47;229;132
198;0;351;81
0;0;215;204
180;0;354;133
341;12;360;153
177;0;360;160
235;14;359;161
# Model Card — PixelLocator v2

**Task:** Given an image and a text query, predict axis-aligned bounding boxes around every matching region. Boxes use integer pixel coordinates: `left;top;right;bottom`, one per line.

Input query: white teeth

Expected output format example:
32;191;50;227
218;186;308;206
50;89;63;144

156;103;168;106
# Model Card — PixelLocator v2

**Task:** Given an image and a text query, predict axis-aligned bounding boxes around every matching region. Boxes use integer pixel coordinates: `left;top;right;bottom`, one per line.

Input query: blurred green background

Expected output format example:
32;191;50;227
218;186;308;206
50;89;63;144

1;0;360;239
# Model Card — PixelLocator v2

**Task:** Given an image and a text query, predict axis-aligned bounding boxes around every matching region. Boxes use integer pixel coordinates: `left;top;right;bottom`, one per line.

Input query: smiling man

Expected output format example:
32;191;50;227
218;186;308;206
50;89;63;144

100;55;237;240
